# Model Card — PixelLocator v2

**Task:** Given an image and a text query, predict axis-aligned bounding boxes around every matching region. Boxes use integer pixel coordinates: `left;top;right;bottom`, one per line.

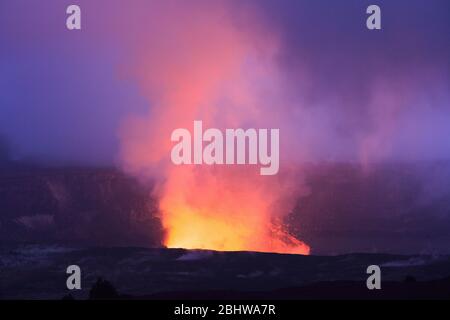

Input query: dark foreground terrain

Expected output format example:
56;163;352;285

1;245;449;300
1;165;450;299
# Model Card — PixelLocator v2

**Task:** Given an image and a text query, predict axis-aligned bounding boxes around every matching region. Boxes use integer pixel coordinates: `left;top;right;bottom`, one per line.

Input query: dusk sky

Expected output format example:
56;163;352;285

0;0;448;166
0;0;450;258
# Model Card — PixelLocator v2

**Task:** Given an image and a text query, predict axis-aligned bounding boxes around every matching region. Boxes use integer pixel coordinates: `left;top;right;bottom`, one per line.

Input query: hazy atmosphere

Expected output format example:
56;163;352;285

1;0;449;165
0;0;449;255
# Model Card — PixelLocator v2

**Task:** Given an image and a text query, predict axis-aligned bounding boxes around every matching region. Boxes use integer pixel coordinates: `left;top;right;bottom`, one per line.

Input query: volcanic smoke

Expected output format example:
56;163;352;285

119;1;310;254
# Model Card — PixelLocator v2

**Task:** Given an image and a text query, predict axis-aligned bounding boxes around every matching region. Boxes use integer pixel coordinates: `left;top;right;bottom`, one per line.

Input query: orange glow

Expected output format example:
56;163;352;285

159;166;310;255
164;210;310;255
119;1;310;255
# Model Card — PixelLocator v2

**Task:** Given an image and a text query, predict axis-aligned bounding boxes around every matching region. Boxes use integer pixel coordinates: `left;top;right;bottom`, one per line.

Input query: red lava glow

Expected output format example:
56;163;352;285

119;1;310;255
160;167;310;255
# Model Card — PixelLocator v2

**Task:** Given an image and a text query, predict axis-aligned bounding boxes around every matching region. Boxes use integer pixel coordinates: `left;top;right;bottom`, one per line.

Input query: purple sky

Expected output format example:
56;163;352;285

0;0;449;165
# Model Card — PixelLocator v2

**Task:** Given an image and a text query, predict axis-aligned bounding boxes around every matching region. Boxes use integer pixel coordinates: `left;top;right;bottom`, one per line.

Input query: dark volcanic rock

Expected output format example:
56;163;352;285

290;162;450;254
1;245;450;299
0;167;163;247
1;163;450;254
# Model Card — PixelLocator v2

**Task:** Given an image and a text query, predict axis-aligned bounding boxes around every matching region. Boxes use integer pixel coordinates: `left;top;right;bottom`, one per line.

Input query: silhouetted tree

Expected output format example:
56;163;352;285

89;277;120;300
